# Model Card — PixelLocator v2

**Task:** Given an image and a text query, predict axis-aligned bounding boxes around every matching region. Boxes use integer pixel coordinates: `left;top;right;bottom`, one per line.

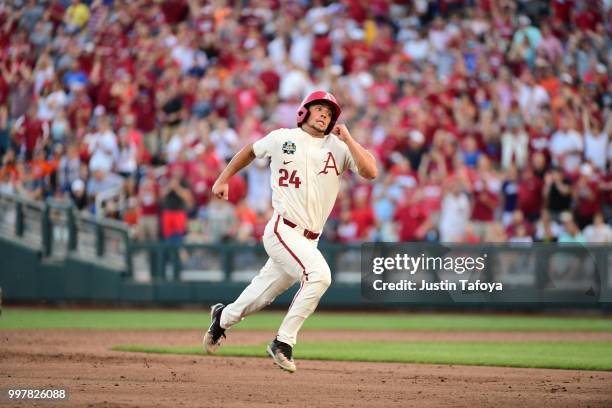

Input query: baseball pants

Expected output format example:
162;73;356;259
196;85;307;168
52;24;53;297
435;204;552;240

220;213;332;346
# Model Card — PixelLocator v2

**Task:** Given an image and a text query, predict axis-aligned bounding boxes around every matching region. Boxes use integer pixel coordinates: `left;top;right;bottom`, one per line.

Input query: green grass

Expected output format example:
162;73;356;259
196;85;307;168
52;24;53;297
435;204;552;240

113;341;612;371
1;308;612;331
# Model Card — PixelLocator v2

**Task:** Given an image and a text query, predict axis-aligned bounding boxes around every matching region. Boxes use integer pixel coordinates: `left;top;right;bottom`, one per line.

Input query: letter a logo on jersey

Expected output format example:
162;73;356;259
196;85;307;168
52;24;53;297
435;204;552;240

318;152;340;176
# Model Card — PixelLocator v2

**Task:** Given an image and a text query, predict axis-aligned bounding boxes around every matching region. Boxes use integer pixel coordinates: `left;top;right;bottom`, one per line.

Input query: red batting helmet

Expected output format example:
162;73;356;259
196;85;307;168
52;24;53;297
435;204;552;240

296;91;341;135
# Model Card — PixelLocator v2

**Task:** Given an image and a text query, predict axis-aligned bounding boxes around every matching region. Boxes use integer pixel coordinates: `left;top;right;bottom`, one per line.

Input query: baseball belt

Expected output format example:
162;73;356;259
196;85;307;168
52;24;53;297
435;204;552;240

282;217;320;240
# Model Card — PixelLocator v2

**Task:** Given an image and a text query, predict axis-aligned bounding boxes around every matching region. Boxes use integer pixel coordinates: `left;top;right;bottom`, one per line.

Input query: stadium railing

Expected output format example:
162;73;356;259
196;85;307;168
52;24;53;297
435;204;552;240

0;191;130;271
0;191;363;283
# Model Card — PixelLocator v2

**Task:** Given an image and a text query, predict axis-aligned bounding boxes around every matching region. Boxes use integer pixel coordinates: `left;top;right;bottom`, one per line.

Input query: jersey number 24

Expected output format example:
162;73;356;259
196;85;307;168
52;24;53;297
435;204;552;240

279;169;301;188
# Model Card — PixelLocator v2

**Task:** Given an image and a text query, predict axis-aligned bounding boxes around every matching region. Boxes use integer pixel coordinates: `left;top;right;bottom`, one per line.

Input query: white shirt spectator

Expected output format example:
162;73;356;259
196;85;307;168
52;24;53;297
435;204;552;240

279;67;312;101
343;70;373;106
429;28;450;52
305;4;329;26
166;132;185;163
549;129;584;173
116;145;138;174
89;152;113;173
403;36;430;62
583;223;612;243
38;87;67;121
289;25;313;70
37;97;55;121
468;16;490;37
34;65;55;94
439;191;471;242
210;125;238;160
0;178;15;194
171;44;200;74
584;131;608;171
46;89;68;113
86;130;118;172
501;128;529;169
246;159;272;213
86;171;124;196
535;218;562;241
267;36;287;65
518;83;549;119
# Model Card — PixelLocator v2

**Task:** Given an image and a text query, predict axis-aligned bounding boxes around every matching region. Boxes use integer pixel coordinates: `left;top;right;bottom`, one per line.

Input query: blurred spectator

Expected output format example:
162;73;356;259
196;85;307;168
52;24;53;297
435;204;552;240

337;209;358;243
57;143;80;192
160;167;192;242
69;178;88;211
582;109;609;171
50;108;71;146
470;156;501;235
549;115;583;174
209;118;238;162
517;166;544;222
116;129;138;178
85;115;117;173
501;164;519;225
501;123;528;169
15;163;43;200
544;167;572;219
12;105;47;160
394;189;431;242
439;180;470;242
372;173;401;241
86;169;122;199
505;210;533;240
558;217;586;243
573;164;601;229
246;158;271;213
484;222;508;243
534;209;562;242
350;191;375;241
583;213;612;243
234;199;257;243
202;195;237;243
136;170;160;241
462;223;482;243
64;0;90;33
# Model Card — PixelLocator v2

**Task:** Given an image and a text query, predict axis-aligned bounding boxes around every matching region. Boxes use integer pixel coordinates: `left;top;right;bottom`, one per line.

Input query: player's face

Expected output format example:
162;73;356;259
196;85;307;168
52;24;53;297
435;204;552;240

306;103;333;134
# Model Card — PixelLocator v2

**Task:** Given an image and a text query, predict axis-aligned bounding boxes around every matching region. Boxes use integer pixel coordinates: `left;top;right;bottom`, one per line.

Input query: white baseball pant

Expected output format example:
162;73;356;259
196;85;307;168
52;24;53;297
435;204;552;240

220;213;332;346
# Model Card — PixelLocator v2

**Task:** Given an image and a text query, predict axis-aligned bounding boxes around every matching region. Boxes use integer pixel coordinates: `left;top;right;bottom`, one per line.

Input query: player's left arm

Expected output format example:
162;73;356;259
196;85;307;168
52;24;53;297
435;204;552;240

332;124;378;180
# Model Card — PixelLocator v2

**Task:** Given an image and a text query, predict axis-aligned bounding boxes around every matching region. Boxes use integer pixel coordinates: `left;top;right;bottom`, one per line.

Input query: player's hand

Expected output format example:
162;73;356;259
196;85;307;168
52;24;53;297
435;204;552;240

212;182;229;200
332;124;351;143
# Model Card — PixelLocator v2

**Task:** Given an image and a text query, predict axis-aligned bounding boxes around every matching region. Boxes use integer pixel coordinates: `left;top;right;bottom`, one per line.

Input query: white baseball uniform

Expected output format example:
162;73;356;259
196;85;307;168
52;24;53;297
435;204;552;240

220;127;358;346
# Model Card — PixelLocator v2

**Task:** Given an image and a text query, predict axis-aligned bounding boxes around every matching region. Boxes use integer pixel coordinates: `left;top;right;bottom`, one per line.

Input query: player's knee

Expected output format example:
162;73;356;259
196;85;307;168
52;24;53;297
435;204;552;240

304;257;331;287
317;264;332;288
320;272;332;289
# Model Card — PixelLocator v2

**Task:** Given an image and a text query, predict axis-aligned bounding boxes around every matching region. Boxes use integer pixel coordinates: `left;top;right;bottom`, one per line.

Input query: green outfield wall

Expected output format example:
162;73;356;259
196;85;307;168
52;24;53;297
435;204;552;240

0;192;610;309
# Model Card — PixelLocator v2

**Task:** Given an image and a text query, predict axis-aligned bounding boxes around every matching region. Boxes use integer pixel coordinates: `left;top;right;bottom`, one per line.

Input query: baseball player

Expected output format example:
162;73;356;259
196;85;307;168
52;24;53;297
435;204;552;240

203;91;377;372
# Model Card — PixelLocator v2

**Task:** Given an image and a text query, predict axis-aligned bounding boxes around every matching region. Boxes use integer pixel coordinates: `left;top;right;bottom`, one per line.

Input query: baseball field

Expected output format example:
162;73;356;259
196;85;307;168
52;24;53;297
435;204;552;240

1;308;612;407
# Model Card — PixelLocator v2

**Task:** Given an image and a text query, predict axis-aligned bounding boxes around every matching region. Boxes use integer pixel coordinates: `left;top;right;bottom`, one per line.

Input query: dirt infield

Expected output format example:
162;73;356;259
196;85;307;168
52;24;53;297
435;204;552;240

1;329;612;408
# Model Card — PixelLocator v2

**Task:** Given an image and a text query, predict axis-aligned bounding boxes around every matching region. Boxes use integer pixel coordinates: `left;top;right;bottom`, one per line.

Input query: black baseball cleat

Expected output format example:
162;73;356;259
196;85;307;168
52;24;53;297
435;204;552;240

266;338;296;373
203;303;226;354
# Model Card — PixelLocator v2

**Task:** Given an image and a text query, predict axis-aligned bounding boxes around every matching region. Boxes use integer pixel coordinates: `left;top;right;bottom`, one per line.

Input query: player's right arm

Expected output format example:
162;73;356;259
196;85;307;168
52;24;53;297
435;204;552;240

212;143;256;200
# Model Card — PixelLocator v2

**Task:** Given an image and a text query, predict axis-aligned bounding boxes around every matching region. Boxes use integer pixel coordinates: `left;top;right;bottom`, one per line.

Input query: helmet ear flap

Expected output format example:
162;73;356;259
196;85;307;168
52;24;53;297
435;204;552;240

297;106;310;127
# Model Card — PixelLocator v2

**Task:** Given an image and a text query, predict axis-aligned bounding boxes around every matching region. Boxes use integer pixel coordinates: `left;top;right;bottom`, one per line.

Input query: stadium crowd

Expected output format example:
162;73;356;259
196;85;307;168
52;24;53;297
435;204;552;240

0;0;611;244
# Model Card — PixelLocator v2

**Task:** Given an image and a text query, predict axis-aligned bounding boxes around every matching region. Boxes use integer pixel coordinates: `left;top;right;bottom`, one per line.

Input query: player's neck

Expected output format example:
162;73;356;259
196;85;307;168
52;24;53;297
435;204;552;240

301;124;326;138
